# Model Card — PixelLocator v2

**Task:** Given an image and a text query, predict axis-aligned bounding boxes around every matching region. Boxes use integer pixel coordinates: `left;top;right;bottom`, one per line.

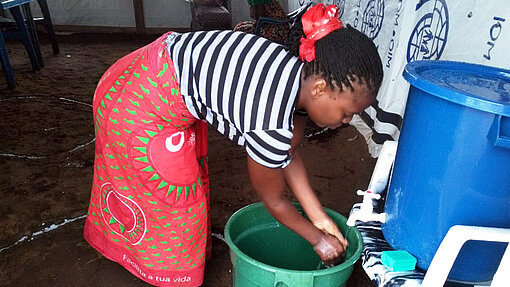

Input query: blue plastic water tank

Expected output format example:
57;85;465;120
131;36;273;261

382;60;510;283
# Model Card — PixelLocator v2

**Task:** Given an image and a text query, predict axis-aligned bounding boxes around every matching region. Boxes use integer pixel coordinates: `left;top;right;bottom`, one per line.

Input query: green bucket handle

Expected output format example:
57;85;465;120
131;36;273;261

488;115;510;149
274;270;314;287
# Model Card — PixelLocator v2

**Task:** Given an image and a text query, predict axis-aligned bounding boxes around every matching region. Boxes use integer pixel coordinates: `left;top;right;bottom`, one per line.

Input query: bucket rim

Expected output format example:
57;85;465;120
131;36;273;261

224;202;363;275
403;60;510;117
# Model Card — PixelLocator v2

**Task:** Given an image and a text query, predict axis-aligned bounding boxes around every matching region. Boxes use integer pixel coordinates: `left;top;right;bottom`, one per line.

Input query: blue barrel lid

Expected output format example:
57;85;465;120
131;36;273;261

403;60;510;116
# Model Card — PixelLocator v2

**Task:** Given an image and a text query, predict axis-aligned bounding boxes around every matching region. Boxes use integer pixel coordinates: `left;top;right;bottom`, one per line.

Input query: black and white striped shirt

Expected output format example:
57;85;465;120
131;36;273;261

167;30;303;168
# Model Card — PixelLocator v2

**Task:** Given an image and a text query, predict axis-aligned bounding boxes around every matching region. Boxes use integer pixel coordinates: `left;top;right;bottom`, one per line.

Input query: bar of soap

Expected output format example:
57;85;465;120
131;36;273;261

381;250;417;272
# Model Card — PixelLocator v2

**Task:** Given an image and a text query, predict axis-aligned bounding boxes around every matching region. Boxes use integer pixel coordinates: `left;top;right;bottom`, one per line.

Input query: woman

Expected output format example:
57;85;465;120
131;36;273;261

84;4;383;286
233;0;290;44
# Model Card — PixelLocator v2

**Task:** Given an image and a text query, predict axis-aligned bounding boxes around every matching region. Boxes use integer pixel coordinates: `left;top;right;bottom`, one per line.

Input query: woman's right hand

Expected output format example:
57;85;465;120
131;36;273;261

312;231;347;267
313;216;349;248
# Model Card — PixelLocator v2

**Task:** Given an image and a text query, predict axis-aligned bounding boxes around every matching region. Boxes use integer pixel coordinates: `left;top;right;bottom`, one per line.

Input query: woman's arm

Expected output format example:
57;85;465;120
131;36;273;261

247;156;345;265
247;157;318;244
283;115;348;247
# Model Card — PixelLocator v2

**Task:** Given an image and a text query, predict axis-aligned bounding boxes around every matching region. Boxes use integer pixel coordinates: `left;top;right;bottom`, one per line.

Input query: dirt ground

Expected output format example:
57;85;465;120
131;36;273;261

0;32;376;286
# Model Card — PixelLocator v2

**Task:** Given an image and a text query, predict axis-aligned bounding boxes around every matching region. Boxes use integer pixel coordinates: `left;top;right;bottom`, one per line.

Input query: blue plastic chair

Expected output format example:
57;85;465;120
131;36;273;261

33;0;59;55
0;28;15;88
0;0;41;88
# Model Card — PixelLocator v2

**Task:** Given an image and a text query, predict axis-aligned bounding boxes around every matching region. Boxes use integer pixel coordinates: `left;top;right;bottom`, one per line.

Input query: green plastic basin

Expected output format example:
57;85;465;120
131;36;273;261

224;202;363;287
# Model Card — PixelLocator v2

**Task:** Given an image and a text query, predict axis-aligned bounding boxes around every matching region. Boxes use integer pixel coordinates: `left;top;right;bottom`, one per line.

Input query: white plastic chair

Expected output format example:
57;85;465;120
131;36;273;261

422;225;510;287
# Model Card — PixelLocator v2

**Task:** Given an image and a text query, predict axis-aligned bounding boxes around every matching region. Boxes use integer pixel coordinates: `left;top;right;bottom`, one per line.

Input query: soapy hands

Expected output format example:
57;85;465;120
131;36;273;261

312;217;349;266
313;217;349;247
313;232;346;267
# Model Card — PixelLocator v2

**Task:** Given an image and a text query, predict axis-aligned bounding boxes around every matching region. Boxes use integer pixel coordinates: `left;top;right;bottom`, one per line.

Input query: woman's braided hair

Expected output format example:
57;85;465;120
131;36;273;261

286;17;383;94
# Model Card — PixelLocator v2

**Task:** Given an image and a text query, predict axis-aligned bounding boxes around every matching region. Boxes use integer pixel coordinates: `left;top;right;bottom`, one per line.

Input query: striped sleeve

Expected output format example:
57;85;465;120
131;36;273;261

244;129;294;168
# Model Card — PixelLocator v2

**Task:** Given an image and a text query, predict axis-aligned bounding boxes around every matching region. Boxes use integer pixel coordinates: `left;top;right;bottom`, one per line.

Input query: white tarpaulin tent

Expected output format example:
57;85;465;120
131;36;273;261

32;0;510;157
29;0;252;32
315;0;510;157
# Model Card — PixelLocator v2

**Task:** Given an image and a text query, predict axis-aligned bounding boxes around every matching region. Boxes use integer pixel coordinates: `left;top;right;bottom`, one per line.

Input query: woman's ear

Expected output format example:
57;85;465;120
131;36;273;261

311;78;327;100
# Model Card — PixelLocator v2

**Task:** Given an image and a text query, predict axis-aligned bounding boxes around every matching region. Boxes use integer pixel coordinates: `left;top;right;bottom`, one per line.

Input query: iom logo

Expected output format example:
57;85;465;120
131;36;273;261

361;0;385;40
407;0;449;62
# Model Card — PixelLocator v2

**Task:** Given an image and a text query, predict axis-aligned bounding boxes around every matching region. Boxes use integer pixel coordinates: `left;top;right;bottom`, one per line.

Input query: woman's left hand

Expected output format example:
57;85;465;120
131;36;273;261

313;216;349;248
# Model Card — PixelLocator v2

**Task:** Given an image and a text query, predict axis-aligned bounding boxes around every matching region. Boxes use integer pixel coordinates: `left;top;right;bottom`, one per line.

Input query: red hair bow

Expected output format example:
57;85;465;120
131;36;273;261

299;4;343;62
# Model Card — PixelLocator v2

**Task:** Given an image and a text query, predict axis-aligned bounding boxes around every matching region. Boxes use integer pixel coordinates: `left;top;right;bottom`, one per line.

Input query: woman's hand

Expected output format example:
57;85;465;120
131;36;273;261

313;217;349;248
313;231;346;267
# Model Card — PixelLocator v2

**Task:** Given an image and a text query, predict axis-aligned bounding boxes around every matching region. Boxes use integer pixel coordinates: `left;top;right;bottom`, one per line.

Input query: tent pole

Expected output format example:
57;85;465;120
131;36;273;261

133;0;145;35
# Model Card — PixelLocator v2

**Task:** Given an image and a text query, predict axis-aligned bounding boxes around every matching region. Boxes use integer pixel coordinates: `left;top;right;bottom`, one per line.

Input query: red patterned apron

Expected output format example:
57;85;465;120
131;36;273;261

84;32;211;287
